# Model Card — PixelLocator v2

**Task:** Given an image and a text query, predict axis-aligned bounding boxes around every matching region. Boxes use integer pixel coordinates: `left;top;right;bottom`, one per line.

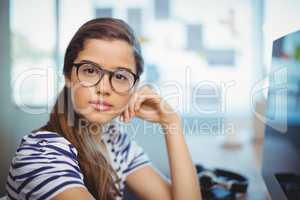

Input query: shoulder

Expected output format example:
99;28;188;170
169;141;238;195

104;125;152;178
18;131;79;159
6;131;86;200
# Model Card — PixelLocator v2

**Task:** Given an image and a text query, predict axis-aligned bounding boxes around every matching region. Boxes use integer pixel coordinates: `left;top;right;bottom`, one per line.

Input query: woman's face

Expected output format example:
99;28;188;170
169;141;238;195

66;39;138;124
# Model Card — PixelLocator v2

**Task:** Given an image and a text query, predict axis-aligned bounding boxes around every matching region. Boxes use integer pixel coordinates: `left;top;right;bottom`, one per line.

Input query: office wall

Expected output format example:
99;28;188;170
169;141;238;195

0;0;48;195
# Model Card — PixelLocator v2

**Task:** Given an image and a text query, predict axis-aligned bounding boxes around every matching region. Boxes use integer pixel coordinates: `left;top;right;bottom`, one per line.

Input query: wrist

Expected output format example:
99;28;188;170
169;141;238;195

159;100;181;127
160;114;182;133
160;112;181;125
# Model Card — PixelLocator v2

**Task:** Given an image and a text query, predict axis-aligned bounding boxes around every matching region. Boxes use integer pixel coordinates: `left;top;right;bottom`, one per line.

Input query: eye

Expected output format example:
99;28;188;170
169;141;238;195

81;64;100;76
115;73;128;80
84;67;94;74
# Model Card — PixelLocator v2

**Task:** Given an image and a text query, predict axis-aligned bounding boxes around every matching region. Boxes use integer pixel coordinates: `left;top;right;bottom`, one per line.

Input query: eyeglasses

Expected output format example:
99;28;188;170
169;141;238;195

73;61;139;94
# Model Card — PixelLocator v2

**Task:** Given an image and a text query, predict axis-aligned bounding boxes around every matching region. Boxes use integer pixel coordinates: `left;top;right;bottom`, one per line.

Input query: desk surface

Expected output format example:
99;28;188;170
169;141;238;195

185;135;270;200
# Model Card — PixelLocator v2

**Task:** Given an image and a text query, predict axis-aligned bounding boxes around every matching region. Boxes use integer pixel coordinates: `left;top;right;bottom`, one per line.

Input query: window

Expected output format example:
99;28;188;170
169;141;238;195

10;0;56;109
11;0;258;118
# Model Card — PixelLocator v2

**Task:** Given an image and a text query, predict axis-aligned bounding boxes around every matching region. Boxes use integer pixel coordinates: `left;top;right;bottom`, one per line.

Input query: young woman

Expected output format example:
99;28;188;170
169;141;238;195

6;18;201;200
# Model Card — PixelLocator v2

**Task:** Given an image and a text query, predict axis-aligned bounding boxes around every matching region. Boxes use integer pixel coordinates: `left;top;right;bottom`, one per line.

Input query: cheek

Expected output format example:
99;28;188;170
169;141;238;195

72;85;92;110
112;95;131;114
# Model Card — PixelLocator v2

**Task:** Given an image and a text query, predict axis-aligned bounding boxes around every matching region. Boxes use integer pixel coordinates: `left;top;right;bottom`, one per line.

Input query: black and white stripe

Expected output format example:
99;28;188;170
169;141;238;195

6;122;152;200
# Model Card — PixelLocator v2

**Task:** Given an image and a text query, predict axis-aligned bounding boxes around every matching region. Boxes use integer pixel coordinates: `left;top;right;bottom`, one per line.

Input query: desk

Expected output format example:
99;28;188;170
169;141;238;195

185;135;270;200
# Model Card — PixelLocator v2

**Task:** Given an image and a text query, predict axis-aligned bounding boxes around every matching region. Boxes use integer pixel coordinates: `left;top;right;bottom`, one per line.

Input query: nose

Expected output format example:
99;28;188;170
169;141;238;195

96;73;112;95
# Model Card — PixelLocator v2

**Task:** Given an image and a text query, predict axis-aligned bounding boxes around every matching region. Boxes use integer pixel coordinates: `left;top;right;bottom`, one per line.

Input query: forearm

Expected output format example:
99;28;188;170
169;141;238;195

162;117;202;200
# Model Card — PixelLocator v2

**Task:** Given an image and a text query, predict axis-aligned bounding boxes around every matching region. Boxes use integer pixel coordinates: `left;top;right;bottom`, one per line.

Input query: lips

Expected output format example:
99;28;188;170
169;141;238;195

89;100;113;111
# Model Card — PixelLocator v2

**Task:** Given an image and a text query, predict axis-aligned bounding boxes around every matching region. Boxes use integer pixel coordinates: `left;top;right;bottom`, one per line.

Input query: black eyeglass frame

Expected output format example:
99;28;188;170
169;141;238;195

73;61;139;94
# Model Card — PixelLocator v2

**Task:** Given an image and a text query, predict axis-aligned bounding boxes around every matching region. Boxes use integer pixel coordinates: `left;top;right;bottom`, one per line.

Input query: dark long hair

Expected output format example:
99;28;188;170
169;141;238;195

33;18;144;200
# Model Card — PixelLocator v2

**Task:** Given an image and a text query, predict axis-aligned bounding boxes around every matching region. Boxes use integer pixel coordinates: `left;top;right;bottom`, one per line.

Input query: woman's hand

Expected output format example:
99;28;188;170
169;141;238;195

120;85;180;126
120;86;202;200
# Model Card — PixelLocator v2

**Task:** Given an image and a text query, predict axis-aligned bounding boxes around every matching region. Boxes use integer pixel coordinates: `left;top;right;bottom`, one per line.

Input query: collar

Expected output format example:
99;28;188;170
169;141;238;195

100;117;119;141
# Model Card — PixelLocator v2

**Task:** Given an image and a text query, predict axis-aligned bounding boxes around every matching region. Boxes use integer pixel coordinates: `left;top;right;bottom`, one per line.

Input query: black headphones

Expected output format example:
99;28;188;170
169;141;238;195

195;164;249;200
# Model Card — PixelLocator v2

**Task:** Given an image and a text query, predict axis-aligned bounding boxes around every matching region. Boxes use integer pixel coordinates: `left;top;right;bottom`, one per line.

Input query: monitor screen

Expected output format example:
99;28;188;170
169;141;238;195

262;29;300;200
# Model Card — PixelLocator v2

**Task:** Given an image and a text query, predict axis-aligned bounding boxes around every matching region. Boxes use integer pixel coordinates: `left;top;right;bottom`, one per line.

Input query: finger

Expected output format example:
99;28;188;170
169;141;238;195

136;94;160;111
120;112;125;122
124;107;130;123
135;95;146;112
128;105;133;120
129;99;135;118
130;106;135;119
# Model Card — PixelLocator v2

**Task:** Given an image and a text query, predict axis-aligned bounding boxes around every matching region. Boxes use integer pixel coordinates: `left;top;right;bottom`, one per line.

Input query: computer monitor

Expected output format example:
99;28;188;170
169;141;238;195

262;29;300;200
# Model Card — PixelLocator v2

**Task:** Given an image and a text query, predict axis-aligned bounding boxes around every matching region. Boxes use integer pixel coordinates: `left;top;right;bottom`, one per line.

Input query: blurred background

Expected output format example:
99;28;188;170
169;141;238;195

1;0;300;198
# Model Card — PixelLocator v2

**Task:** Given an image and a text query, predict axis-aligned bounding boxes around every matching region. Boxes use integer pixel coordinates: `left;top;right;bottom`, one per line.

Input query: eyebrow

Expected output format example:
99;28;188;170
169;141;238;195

80;59;135;74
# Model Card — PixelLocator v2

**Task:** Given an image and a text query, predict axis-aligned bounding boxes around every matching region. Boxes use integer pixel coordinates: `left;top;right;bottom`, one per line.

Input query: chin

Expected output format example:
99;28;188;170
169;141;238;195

84;112;116;124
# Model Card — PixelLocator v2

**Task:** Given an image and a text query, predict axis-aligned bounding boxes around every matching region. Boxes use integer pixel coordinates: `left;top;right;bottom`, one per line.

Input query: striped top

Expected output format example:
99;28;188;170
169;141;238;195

6;120;151;200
